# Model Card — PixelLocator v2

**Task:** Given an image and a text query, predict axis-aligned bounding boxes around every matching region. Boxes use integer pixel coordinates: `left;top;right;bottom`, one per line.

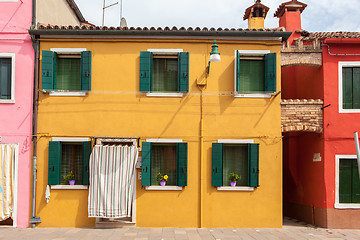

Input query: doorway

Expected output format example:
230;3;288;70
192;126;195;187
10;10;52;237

91;138;138;228
0;144;18;227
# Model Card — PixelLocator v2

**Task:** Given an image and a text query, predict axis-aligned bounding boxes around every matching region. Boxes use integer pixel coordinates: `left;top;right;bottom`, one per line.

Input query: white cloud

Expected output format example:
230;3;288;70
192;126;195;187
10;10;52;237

74;0;360;32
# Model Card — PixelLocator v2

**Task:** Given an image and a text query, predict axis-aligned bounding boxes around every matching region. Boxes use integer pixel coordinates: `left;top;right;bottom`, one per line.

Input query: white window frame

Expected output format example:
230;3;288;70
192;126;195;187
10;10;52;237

0;53;16;103
0;0;19;2
234;50;272;99
216;139;255;191
338;61;360;113
50;137;90;189
145;49;184;98
335;154;360;209
145;138;183;191
48;48;88;97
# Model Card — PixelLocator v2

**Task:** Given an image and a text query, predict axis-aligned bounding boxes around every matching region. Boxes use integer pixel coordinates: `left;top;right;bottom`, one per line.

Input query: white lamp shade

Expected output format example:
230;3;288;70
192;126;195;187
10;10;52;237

209;54;221;63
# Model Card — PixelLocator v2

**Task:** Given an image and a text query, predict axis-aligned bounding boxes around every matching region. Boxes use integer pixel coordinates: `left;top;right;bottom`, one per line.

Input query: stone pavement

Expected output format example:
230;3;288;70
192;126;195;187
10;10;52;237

1;217;360;240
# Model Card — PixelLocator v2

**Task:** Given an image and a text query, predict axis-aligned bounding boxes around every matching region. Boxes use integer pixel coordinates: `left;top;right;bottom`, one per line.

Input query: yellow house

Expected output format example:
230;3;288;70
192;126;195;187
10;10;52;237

29;6;290;228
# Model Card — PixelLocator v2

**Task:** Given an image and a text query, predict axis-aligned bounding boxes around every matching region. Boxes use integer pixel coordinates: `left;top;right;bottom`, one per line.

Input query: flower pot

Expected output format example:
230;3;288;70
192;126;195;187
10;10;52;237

69;180;75;185
160;181;166;186
230;181;236;187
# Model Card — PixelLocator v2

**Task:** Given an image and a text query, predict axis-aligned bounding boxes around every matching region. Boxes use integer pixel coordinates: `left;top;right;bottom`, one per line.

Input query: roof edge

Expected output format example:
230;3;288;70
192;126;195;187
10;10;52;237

29;29;292;41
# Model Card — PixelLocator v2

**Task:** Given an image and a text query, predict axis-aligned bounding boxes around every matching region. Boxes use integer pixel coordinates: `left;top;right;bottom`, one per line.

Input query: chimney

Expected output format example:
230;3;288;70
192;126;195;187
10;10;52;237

243;0;270;29
274;0;307;45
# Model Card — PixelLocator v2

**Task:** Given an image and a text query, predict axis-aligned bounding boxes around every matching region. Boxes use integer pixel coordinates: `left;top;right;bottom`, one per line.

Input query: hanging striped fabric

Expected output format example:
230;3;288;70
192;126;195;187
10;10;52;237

0;144;15;221
88;145;138;218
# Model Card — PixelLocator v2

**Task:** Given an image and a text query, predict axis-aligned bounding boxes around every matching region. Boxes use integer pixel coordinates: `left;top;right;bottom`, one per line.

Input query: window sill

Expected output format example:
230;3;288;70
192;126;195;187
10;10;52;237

334;203;360;209
49;91;87;97
217;186;255;191
0;99;15;103
234;93;271;98
51;185;88;190
146;92;184;98
145;186;183;191
339;109;360;113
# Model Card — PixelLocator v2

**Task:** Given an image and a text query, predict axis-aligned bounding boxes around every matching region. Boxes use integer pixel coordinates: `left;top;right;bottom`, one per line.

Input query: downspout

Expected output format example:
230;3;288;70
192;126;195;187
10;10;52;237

200;89;204;228
29;0;41;227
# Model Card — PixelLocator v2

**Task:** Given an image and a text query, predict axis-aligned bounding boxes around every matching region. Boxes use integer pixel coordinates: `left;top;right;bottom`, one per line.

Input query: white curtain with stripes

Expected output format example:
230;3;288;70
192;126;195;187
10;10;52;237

0;144;16;221
88;145;138;218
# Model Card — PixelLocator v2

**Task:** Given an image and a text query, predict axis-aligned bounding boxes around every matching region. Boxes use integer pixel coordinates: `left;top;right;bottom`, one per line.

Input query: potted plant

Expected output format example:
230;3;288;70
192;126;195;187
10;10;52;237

229;172;241;187
156;172;168;186
63;171;75;185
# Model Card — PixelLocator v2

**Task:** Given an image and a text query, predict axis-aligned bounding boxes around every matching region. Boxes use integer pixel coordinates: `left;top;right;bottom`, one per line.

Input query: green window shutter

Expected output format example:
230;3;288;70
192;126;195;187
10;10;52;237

177;143;188;186
178;52;189;92
265;53;277;93
82;141;92;185
139;51;152;92
236;50;240;92
212;143;223;187
141;142;152;186
42;50;56;90
48;141;61;185
248;143;259;187
351;160;360;203
339;159;352;203
343;68;353;109
352;68;360;109
81;51;92;91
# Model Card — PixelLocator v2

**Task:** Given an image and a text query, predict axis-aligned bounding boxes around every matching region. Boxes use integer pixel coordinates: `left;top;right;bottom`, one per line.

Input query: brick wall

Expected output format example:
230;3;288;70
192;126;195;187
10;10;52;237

281;99;324;133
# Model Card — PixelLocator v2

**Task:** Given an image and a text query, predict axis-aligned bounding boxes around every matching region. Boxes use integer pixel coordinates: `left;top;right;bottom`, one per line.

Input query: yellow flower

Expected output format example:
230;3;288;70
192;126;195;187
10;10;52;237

164;175;168;180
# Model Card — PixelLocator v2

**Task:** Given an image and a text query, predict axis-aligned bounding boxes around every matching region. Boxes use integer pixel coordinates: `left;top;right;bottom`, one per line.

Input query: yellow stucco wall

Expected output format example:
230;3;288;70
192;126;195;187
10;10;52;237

248;17;265;29
35;38;282;228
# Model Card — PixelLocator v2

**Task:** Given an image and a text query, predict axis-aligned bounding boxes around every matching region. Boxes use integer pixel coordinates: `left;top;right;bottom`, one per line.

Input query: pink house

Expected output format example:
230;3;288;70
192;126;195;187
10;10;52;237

0;0;34;228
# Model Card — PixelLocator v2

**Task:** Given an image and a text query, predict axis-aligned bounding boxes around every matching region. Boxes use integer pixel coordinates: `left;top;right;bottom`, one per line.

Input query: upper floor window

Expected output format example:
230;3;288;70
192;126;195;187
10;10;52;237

0;53;15;103
41;49;92;95
139;49;189;97
339;62;360;113
234;50;276;98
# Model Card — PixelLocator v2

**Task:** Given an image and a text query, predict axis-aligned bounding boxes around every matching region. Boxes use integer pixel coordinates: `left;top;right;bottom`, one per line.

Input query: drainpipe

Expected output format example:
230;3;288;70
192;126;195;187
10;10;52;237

29;0;41;227
354;132;360;182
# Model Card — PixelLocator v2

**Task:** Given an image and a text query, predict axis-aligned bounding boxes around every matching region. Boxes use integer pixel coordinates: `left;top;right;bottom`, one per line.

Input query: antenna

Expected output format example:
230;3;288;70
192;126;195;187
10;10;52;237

102;0;119;26
120;0;123;25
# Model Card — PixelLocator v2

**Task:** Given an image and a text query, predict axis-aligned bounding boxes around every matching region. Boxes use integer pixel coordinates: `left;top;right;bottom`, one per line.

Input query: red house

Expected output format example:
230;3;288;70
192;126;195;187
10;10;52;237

277;0;360;228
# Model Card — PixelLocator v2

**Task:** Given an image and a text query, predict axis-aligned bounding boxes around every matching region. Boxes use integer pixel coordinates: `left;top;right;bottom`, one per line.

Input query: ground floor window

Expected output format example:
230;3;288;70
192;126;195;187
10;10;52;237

212;141;259;187
141;141;187;187
339;158;360;204
48;139;91;185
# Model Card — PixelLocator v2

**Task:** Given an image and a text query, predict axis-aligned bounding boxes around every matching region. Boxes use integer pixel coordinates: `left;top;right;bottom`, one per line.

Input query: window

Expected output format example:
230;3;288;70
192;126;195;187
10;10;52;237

41;49;91;93
339;158;360;204
339;62;360;112
139;50;189;95
212;141;259;188
0;53;15;103
48;139;91;185
234;50;276;97
141;141;187;187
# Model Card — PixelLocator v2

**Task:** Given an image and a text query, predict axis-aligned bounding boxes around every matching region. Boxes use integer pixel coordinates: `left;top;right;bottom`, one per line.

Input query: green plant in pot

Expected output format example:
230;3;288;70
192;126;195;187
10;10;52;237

229;172;241;187
156;172;168;186
63;171;75;185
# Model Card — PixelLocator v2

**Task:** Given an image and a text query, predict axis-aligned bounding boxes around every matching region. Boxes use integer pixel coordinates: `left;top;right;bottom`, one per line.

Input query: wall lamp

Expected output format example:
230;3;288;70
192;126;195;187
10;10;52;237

207;40;221;74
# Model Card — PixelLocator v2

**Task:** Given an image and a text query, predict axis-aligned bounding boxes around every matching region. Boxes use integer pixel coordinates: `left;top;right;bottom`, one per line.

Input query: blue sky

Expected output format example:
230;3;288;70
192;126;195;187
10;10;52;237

74;0;360;32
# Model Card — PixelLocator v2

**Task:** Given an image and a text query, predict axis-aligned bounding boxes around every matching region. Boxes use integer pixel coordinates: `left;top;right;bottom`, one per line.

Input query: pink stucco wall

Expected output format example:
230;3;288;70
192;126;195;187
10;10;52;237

0;0;34;228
